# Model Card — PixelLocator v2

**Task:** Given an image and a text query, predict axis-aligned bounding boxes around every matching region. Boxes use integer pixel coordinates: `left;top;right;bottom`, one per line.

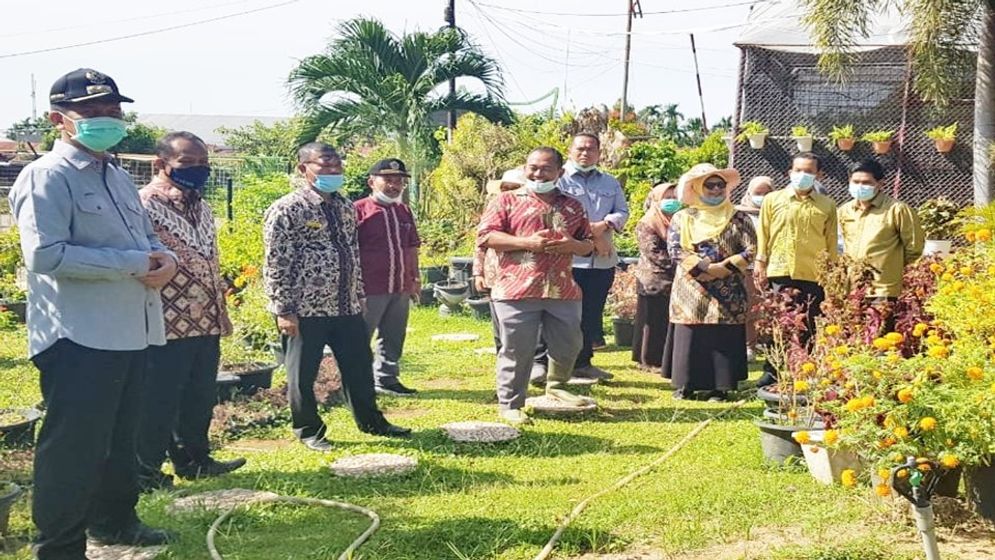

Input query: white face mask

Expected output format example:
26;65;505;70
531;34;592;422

526;179;557;194
373;191;402;205
570;160;597;173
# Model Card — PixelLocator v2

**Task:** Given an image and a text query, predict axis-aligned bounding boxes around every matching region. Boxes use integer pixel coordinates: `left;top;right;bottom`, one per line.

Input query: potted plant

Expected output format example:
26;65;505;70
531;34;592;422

606;269;637;348
917;197;963;256
736;121;768;149
465;296;491;320
791;125;814;152
219;336;278;401
862;130;895;154
0;481;22;536
925;123;957;154
0;408;42;449
829;124;856;151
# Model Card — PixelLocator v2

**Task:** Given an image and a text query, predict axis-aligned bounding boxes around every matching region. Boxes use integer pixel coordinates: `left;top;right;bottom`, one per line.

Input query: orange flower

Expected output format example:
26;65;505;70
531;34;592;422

965;231;977;243
897;387;914;404
875;483;892;497
967;366;984;381
896;468;909;479
940;454;960;469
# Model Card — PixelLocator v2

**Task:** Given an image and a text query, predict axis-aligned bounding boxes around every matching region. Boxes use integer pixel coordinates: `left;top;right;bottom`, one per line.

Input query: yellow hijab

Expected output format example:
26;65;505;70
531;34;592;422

676;163;741;251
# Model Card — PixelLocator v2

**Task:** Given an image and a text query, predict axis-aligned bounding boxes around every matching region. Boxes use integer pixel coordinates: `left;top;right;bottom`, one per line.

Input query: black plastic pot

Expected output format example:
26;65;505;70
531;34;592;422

449;257;474;282
0;408;42;449
0;301;26;323
612;318;634;348
216;373;241;403
965;461;995;521
0;482;23;536
933;466;962;498
465;297;491;320
618;257;640;271
418;285;437;307
420;266;448;284
219;362;276;397
756;386;809;412
755;419;805;463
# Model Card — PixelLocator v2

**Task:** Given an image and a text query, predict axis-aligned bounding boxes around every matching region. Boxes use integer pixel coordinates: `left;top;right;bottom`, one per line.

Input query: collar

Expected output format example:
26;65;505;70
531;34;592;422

565;163;600;178
52;139;105;170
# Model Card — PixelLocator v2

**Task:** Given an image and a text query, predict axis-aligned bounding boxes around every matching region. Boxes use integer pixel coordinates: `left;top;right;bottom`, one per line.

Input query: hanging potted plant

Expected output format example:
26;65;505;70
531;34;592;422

828;124;856;151
791;125;814;152
916;197;963;256
862;130;895;154
736;121;769;149
606;269;637;348
925;123;957;154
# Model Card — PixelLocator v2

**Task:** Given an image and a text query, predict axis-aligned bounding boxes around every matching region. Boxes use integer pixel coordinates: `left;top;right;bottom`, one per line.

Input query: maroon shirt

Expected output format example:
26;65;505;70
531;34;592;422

355;197;420;296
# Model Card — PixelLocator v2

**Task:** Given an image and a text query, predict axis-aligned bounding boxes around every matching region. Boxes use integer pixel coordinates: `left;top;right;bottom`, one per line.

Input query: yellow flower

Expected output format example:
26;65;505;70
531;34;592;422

940;454;960;469
793;380;810;392
885;332;904;344
886;353;902;364
960;266;974;277
825;324;842;336
941;272;955;282
793;431;811;444
977;228;992;241
967;366;984;381
877;468;891;481
912;323;928;337
875;483;892;497
929;263;944;274
833;345;850;356
896;468;909;479
872;370;884;380
893;426;909;439
800;362;816;375
892;452;906;463
928;346;950;359
919;417;938;431
860;395;875;408
897;387;914;404
233;276;247;289
841;469;857;487
878;436;897;449
965;231;977;243
823;429;839;446
872;337;893;351
926;334;944;346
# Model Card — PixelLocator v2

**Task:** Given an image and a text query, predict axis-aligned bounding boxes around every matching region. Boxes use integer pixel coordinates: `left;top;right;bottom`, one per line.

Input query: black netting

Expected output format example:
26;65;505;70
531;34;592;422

731;46;975;207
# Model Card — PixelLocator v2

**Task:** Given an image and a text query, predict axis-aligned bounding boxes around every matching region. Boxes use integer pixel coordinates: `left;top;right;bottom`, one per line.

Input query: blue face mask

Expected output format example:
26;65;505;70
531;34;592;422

790;171;816;192
64;115;128;152
751;195;766;207
848;182;877;202
313;174;345;193
659;199;682;214
700;194;726;206
168;165;211;192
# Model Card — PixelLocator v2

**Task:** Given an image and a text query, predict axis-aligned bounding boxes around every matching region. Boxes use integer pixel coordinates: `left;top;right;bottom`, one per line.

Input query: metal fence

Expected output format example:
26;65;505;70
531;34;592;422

730;46;976;207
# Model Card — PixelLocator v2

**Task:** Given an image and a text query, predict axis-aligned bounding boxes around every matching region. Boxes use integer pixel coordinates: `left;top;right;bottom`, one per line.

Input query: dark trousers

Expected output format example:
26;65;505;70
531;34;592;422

572;267;616;368
30;339;147;560
763;277;825;378
137;335;220;476
283;314;386;439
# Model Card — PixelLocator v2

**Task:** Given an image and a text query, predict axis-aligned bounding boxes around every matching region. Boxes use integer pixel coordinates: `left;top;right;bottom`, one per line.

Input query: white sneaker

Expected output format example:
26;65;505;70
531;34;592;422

499;408;532;425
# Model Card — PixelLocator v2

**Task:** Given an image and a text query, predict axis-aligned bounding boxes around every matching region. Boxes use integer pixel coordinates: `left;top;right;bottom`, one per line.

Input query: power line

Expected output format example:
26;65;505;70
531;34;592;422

474;0;765;17
0;0;302;60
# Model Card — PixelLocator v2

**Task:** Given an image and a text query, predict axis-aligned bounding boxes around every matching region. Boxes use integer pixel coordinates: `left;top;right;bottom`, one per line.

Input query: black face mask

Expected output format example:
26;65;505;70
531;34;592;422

168;165;211;192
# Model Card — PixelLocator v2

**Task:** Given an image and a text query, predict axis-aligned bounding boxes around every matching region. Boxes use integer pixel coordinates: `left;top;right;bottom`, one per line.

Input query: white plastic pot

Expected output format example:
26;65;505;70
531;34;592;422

923;239;953;257
802;439;862;485
747;133;767;149
794;135;814;152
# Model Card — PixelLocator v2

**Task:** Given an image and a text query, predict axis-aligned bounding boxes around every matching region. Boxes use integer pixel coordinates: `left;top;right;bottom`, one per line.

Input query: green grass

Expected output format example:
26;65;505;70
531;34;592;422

0;309;959;559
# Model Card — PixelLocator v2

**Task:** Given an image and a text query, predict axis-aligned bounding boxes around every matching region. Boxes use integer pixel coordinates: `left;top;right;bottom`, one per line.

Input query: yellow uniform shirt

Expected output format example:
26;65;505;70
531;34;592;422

838;192;925;298
756;188;838;282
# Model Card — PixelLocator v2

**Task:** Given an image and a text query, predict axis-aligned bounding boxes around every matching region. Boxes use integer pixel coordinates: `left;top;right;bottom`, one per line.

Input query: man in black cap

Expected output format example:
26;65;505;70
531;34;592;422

263;143;411;452
355;159;421;396
8;68;176;559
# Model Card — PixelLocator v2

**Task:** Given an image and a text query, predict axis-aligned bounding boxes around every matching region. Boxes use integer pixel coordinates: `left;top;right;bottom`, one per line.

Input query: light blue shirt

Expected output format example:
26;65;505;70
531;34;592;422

557;165;629;269
9;140;170;357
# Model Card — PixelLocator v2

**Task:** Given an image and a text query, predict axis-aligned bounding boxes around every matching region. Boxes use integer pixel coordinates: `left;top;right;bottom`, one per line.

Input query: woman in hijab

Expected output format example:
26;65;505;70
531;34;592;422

662;163;757;401
631;182;679;369
735;176;773;358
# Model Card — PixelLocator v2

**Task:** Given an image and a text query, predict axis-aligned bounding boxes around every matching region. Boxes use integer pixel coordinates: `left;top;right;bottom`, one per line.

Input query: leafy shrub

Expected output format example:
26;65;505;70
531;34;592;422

0;227;22;275
861;130;894;142
916;197;964;239
925;122;957;141
828;124;856;141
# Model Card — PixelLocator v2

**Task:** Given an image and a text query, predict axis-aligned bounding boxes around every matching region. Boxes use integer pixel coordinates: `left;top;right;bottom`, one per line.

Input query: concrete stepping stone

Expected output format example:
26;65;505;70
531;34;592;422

167;488;280;515
431;333;480;342
86;544;166;560
329;453;417;477
566;376;598;386
474;347;497;355
526;395;597;414
441;421;520;443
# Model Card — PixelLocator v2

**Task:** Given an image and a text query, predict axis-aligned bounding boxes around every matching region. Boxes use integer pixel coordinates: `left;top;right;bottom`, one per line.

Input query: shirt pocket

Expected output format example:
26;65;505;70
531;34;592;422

76;192;108;215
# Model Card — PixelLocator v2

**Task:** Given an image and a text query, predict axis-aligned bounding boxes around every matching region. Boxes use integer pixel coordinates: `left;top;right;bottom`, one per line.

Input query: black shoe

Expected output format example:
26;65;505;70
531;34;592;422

706;390;729;402
672;388;693;400
300;437;333;452
375;381;418;397
756;372;777;388
174;457;247;480
137;470;174;493
88;522;173;547
365;422;412;438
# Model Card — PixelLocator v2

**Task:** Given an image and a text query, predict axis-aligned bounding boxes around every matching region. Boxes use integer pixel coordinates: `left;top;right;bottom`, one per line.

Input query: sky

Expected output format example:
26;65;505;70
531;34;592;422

0;0;762;133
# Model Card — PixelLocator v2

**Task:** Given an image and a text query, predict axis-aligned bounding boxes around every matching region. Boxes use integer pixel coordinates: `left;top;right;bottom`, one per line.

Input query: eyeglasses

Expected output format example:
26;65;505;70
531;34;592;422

703;180;726;190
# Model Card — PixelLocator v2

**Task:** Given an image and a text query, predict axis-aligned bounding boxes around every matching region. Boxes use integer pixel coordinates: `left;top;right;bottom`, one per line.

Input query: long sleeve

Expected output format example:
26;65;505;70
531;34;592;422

824;204;839;260
11;167;149;280
262;205;303;315
604;183;630;231
755;195;771;263
346;208;366;300
477;195;509;247
897;203;925;265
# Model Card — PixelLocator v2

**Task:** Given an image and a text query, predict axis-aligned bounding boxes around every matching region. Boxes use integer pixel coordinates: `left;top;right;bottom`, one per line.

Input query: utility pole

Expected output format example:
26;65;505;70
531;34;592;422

445;0;456;143
689;34;709;133
30;74;37;120
620;0;642;119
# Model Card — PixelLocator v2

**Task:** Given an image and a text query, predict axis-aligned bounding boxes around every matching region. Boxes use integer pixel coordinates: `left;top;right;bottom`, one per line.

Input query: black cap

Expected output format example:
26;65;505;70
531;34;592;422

368;158;410;177
49;68;134;105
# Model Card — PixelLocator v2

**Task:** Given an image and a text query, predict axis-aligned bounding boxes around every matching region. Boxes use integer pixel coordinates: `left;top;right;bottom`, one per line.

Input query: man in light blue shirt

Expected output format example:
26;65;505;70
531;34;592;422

556;133;629;379
9;68;176;559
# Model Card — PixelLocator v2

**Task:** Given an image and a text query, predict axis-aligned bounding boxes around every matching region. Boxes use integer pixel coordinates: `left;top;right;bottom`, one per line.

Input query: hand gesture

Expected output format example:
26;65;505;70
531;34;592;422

277;314;300;337
140;251;177;288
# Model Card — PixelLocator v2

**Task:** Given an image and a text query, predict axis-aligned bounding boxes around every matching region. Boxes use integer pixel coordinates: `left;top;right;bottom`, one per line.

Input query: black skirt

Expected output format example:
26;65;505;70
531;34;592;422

662;323;747;391
631;292;670;368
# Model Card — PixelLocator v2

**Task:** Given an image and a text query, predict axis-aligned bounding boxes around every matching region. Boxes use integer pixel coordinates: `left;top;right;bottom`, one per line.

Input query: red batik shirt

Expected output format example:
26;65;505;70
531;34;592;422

476;189;591;301
354;197;420;296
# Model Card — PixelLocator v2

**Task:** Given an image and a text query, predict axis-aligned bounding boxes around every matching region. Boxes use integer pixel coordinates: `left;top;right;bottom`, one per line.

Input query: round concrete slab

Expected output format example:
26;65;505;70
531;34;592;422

168;489;280;515
474;347;498;356
86;544;167;560
330;453;418;477
566;376;599;386
431;333;480;342
526;395;598;414
441;421;520;443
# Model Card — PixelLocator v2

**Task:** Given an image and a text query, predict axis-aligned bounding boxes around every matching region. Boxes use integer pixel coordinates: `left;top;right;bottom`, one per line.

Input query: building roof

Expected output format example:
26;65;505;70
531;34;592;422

735;0;909;52
136;113;288;147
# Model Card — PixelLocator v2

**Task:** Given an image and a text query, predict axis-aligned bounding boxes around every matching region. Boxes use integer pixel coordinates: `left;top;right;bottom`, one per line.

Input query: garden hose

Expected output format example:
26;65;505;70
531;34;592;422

533;399;749;560
206;495;380;560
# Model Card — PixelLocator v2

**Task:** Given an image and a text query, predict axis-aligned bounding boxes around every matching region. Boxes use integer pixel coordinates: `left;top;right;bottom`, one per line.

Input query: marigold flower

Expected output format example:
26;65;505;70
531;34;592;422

926;334;944;346
897;387;914;404
872;338;893;351
877;468;891;481
841;469;857;487
793;430;811;444
800;362;816;374
965;231;977;243
977;228;992;241
833;345;850;356
892;452;906;463
966;366;984;381
941;272;955;282
823;429;839;446
872;370;884;380
878;436;897;449
919;417;938;431
825;324;842;336
940;454;960;469
918;462;933;472
860;395;875;408
912;323;928;337
896;468;909;479
960;266;974;277
893;426;909;439
793;380;810;392
875;483;892;497
928;346;950;359
929;263;944;274
885;332;904;344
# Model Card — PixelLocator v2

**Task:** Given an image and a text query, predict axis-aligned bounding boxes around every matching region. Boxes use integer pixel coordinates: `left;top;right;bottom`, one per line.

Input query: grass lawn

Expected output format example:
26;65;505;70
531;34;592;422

1;307;991;559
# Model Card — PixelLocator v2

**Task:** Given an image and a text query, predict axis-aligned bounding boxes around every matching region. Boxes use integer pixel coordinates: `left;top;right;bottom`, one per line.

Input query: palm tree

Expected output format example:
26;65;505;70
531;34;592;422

801;0;994;203
288;18;513;201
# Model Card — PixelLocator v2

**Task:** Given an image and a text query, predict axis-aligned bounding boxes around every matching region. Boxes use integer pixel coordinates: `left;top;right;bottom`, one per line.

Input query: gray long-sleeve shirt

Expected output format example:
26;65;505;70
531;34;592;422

557;165;629;269
9;140;169;357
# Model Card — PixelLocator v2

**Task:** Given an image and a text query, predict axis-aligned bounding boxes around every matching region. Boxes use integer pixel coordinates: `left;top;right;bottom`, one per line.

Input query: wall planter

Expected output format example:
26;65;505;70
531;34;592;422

923;239;953;257
0;408;42;449
793;135;814;152
0;482;23;536
465;297;491;320
871;141;893;155
965;461;995;521
836;138;855;151
0;301;25;323
933;138;955;153
612;317;634;348
747;133;767;150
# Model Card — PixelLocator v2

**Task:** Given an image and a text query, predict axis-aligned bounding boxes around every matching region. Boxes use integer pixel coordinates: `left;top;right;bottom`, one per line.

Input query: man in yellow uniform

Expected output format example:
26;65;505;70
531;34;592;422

838;159;924;324
754;152;838;386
